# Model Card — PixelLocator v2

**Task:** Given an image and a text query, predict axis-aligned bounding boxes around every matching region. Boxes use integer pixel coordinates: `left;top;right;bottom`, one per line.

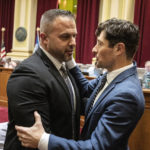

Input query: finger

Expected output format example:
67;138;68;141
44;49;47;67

17;131;26;141
34;111;42;124
17;132;27;141
16;129;31;142
17;131;23;138
15;125;21;130
15;125;28;133
21;141;30;148
19;136;25;143
21;140;37;148
18;136;22;142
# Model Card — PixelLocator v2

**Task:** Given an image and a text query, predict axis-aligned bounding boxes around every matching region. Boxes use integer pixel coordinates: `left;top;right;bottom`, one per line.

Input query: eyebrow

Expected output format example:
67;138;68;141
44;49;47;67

97;39;102;43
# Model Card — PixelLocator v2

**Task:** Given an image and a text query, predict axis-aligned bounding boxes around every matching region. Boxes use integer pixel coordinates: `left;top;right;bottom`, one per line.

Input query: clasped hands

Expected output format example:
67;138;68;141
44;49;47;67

15;111;45;148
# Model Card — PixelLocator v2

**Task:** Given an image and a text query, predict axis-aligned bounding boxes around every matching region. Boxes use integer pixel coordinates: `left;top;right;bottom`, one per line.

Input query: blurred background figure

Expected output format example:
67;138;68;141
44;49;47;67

0;57;6;67
3;57;18;69
0;57;18;69
142;61;150;89
0;122;7;150
145;61;150;72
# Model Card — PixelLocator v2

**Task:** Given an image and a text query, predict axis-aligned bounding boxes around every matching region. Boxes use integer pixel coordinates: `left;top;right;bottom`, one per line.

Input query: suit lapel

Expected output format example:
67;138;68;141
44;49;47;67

68;71;80;111
85;75;107;115
36;48;72;104
49;67;71;99
85;82;115;123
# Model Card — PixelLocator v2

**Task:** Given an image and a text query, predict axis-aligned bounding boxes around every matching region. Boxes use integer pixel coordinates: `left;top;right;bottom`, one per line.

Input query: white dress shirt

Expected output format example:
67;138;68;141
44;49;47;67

40;46;62;73
93;63;133;105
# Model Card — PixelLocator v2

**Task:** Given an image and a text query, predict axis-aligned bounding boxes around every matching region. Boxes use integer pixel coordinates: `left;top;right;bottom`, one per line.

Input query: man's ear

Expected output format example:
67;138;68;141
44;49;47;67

114;42;125;55
40;32;48;44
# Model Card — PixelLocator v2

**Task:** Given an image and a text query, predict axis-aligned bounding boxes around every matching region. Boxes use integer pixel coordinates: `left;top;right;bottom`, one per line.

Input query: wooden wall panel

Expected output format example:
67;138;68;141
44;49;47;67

129;89;150;150
0;67;13;107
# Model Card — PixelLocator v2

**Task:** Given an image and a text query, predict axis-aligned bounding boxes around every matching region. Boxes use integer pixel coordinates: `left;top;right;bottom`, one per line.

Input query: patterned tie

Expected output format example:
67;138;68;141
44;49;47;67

60;65;75;110
60;65;76;139
88;74;107;113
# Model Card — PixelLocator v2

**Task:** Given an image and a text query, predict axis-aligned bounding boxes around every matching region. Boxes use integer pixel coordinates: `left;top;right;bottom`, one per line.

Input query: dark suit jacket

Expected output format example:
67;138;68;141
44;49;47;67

4;48;81;150
48;63;145;150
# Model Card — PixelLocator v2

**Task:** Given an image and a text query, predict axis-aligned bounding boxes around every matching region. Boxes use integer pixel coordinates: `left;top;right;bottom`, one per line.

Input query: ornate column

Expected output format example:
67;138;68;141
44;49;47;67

98;0;135;23
7;0;37;60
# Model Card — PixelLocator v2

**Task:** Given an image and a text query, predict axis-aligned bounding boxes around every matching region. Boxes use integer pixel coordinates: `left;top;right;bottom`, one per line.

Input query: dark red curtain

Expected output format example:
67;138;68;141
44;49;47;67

36;0;58;28
76;0;100;64
134;0;150;67
0;0;15;52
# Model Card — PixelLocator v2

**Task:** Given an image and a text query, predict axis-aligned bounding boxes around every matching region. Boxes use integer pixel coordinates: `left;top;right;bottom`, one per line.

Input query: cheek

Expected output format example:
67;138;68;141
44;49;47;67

97;49;114;63
97;49;106;59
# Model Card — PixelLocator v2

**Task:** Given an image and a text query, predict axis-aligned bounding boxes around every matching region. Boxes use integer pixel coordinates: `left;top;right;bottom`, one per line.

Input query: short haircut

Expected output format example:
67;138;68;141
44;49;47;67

95;18;140;59
40;9;75;33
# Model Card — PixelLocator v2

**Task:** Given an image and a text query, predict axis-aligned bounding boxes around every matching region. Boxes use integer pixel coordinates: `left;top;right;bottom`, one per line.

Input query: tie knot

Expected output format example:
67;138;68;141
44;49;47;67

97;74;107;92
102;74;107;84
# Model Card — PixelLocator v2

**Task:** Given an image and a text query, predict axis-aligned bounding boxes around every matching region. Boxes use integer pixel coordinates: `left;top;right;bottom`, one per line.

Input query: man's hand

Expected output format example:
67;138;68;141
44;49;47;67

15;111;45;148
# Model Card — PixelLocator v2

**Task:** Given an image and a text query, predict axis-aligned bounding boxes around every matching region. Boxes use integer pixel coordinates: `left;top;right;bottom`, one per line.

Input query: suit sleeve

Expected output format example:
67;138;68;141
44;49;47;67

47;91;143;150
7;65;50;129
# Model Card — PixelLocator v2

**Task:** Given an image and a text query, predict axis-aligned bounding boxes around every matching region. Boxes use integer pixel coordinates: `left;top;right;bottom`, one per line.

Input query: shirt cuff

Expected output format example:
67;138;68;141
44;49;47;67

38;132;50;150
66;58;77;69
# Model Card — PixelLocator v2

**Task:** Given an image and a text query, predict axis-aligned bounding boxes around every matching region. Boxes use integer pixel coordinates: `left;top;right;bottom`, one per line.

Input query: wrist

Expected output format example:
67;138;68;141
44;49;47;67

38;132;50;150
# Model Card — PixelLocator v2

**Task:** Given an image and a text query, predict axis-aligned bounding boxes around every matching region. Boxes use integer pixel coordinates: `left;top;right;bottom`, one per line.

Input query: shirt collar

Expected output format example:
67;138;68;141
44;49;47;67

40;45;64;71
107;63;133;84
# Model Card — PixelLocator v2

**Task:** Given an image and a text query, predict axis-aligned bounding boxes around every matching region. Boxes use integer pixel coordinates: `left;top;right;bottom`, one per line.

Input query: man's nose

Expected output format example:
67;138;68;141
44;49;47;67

69;37;76;46
92;45;97;56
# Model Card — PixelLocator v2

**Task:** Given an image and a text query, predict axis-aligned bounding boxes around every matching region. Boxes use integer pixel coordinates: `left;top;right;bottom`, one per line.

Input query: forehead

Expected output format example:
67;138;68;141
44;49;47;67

50;16;77;33
97;30;106;41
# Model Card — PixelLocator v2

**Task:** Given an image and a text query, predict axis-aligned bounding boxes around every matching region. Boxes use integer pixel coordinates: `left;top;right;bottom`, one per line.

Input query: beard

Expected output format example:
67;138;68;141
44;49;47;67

95;61;102;68
64;51;73;62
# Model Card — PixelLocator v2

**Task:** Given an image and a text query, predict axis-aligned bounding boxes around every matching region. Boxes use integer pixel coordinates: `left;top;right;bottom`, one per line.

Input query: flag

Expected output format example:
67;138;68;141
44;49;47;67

0;41;6;60
33;32;39;53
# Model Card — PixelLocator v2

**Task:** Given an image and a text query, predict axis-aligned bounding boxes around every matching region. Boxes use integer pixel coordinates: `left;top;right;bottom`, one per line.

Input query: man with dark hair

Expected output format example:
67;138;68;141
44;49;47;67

16;18;145;150
4;9;81;150
95;18;139;60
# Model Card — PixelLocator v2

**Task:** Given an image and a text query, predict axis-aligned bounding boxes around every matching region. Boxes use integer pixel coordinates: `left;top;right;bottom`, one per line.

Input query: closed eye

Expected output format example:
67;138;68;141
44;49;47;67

60;34;70;40
97;40;103;46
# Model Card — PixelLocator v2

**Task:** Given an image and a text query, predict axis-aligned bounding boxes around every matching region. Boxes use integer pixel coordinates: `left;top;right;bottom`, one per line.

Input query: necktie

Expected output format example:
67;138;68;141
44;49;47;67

60;65;76;139
88;74;107;113
60;65;75;110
